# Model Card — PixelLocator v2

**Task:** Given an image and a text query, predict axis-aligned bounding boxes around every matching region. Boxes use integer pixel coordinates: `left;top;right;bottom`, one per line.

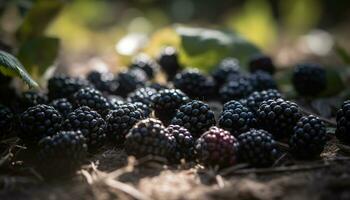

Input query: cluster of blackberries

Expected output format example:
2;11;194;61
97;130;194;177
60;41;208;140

0;47;339;181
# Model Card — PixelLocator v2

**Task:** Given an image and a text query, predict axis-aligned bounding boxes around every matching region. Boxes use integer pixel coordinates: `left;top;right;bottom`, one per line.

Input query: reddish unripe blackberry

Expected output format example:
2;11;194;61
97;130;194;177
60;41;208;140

290;115;329;159
236;129;278;167
248;54;275;74
257;98;302;139
166;125;195;162
292;63;326;96
125;118;176;160
171;100;216;138
152;89;189;124
37;130;87;178
19;105;62;146
336;100;350;144
195;127;238;168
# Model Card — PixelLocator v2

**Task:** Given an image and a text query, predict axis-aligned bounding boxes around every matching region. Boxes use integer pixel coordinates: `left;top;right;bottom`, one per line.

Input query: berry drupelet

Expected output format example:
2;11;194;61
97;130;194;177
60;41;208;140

236;129;278;167
171;100;216;138
72;87;110;116
248;54;275;74
289;115;329;159
336;100;350;144
152;89;189;125
195;126;237;168
37;130;88;178
48;74;91;100
157;46;182;81
19;105;62;146
49;98;73;117
166;125;195;162
219;102;256;136
63;106;107;151
105;103;145;144
125;118;176;160
211;57;240;87
292;63;326;96
257;98;302;139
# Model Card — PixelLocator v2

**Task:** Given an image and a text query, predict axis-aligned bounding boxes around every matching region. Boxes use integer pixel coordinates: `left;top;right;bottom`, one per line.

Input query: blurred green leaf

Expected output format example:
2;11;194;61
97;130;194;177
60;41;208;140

334;44;350;65
16;0;64;42
0;50;38;88
319;68;345;97
175;26;260;72
17;37;60;76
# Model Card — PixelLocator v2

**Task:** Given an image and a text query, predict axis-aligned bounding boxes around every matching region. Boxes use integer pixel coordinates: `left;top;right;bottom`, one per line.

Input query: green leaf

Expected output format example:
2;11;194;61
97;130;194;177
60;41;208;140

175;26;260;72
334;43;350;65
16;0;64;42
17;37;60;76
0;50;38;88
319;68;346;97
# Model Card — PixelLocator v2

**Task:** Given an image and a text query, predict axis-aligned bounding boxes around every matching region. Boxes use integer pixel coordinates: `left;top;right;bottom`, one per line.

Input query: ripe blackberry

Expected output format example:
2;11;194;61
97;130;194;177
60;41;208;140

257;98;302;139
157;46;181;81
219;77;253;103
108;96;125;110
195;127;237;168
37;130;87;178
248;54;275;74
336;100;350;144
63;106;107;151
292;63;326;96
222;100;246;112
249;70;277;92
166;125;195;162
130;54;158;79
127;87;157;108
146;82;169;91
242;89;282;114
72;87;110;116
289;115;329;159
0;105;14;139
114;69;146;97
152;89;189;124
49;98;73;117
219;102;256;136
87;70;116;94
19;91;48;110
211;57;240;87
105;103;144;144
132;102;152;117
125;118;176;159
171;100;216;138
173;69;215;99
48;74;91;100
236;129;278;167
19;105;62;146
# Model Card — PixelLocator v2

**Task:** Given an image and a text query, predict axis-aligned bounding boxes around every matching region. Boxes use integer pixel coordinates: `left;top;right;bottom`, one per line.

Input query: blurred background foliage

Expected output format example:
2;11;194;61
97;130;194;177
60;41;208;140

1;0;350;80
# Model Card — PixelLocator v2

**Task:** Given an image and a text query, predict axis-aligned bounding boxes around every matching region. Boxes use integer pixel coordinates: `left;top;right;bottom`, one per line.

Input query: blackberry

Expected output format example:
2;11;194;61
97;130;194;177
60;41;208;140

146;82;169;91
157;46;182;81
248;54;275;74
236;129;278;167
219;77;253;103
108;96;125;110
132;102;152;117
63;106;107;151
114;69;146;97
152;89;189;124
37;130;87;178
130;54;158;79
0;105;14;139
19;105;62;146
242;89;282;114
105;103;144;144
195;127;237;168
336;100;350;144
72;87;110;116
127;87;157;108
289;115;328;159
125;118;176;159
257;98;302;139
249;70;277;92
223;100;246;112
219;102;256;136
292;63;326;96
87;70;116;94
166;125;195;162
48;74;91;100
171;100;216;138
49;98;73;117
19;91;48;110
173;69;215;99
211;57;240;87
